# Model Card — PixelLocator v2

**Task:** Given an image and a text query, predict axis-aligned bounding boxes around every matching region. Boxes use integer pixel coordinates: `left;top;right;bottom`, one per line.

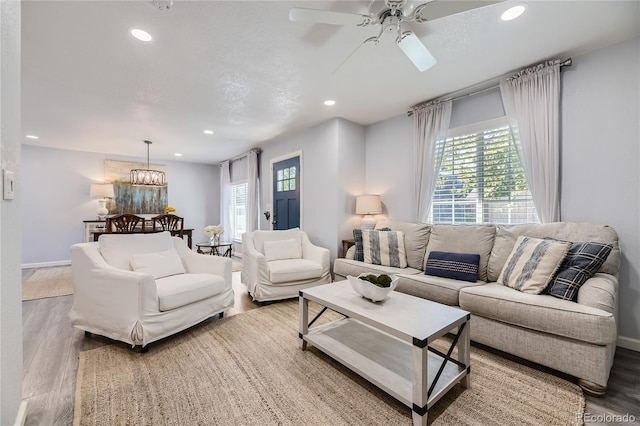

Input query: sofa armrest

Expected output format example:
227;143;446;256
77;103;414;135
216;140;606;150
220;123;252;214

577;273;618;314
70;243;158;341
173;237;232;285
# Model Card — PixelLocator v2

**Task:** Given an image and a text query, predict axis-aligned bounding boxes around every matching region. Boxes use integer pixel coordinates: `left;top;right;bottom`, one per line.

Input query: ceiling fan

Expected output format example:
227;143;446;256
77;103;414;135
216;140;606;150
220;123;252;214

289;0;500;72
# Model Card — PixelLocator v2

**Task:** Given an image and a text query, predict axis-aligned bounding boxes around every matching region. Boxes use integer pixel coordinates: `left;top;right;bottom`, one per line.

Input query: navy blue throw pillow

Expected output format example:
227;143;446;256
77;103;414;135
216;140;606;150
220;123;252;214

425;251;480;282
545;241;612;302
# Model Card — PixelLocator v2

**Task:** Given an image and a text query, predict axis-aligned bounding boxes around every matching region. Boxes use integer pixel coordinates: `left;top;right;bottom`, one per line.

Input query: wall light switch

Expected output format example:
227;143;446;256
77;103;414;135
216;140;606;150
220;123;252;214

3;169;15;200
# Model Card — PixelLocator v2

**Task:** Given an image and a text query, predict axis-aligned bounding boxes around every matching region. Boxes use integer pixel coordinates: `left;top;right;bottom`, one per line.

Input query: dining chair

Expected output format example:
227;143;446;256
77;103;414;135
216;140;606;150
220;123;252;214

152;214;184;237
106;214;145;233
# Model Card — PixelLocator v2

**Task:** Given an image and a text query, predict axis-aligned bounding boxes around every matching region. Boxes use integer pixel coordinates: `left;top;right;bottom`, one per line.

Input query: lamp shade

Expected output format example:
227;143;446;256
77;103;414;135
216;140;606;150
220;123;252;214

90;183;114;198
355;195;382;215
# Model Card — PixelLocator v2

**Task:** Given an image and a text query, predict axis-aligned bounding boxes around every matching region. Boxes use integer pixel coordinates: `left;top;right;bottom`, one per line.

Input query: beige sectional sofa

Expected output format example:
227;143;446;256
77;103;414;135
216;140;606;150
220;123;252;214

333;220;620;394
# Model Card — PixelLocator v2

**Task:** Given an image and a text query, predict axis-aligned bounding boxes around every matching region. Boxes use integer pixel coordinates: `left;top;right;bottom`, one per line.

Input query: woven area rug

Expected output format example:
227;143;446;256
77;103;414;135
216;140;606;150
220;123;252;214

22;266;73;301
74;301;584;426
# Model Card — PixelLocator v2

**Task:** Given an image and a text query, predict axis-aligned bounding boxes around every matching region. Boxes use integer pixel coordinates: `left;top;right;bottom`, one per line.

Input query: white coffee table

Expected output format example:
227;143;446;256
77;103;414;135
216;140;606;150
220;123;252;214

299;281;471;426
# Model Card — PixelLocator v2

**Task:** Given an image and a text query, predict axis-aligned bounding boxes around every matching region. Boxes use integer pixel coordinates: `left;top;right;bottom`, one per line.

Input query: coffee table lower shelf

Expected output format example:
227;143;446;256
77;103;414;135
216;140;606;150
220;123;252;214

303;317;466;411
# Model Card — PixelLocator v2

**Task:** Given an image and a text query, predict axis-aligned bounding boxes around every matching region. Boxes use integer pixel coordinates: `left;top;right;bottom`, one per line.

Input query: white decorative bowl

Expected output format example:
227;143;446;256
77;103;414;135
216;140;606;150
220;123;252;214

347;274;399;302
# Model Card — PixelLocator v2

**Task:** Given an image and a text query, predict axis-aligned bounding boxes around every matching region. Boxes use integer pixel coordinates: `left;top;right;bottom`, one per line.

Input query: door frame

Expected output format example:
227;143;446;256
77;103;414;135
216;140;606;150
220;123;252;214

269;150;303;230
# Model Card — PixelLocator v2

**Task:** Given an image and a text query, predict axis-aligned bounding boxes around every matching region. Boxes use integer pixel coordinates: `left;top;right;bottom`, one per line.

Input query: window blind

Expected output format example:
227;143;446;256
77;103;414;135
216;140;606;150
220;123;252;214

231;182;248;239
429;117;538;224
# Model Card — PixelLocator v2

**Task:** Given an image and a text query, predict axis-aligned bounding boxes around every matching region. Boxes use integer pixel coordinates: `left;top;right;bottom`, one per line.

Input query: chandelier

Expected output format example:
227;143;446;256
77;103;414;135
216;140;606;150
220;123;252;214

130;140;166;186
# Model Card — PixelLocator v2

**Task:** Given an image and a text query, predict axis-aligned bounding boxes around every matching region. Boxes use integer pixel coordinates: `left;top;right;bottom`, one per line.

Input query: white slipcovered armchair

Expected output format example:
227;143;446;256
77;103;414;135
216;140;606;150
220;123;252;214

70;231;233;349
242;228;331;302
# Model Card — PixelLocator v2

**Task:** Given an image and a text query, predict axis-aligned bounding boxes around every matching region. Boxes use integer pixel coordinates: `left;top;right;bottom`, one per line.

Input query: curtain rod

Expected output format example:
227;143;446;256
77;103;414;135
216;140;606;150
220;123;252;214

407;58;572;116
219;148;262;165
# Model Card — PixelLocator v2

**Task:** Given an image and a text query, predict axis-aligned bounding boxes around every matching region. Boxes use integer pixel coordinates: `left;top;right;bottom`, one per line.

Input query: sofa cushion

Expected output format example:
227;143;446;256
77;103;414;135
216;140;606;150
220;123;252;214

263;238;302;262
396;273;484;306
487;222;620;282
333;258;421;279
155;273;227;311
268;259;323;284
425;251;480;282
362;230;407;268
375;220;430;270
545;242;613;302
498;236;570;294
129;248;186;279
253;228;301;255
459;283;616;345
99;231;175;271
424;225;495;281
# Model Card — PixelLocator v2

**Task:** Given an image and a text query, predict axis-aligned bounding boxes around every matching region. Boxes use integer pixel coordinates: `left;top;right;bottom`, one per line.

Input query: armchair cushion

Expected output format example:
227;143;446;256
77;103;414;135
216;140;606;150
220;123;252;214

156;273;228;311
253;228;301;254
130;248;186;279
268;259;324;284
263;238;302;261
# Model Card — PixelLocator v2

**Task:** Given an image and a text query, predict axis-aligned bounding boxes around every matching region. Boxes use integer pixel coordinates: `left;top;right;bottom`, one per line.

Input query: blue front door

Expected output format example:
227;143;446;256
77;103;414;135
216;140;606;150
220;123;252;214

272;156;300;230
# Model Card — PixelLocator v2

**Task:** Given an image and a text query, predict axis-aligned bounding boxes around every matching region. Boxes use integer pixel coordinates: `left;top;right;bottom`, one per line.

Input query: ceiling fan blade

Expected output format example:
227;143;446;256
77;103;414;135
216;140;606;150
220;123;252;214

397;31;436;72
289;8;371;26
414;1;502;23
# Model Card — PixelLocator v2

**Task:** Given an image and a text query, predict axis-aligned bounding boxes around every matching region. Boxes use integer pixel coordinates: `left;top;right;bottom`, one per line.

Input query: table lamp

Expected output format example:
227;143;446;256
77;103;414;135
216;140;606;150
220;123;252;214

90;183;115;220
355;194;382;230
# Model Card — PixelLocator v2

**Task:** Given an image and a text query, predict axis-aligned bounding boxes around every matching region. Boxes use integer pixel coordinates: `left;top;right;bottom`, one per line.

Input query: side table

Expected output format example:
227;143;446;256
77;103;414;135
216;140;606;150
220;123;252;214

196;241;233;257
342;239;355;258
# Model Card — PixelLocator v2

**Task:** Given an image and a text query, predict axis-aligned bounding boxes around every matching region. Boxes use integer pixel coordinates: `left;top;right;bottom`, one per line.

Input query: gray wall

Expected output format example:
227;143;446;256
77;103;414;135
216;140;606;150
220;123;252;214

1;0;23;423
259;118;366;261
21;145;219;265
363;37;640;345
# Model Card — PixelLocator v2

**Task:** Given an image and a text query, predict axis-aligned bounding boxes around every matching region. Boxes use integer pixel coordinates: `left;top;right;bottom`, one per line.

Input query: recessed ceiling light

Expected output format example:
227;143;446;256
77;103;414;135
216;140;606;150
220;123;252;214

174;153;182;157
324;100;336;106
130;28;152;42
25;135;39;139
501;5;526;21
203;130;214;135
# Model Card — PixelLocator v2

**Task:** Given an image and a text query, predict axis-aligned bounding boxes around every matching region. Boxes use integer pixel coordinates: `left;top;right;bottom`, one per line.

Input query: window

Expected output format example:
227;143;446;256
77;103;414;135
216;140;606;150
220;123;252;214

276;166;296;192
429;117;538;225
230;182;248;240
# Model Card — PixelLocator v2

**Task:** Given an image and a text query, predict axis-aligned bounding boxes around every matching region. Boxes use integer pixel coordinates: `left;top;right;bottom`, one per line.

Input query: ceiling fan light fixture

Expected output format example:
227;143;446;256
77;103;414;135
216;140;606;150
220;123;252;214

130;28;152;42
397;31;437;72
501;5;526;21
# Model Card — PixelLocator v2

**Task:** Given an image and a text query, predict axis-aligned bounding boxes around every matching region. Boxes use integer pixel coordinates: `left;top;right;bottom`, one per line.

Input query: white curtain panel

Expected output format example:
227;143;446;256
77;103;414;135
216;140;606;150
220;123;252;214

220;161;232;242
413;100;452;223
500;61;561;223
247;150;259;232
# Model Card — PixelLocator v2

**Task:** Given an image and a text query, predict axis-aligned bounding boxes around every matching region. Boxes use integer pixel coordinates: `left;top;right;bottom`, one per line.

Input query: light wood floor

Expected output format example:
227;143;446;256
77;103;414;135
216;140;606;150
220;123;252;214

22;268;640;425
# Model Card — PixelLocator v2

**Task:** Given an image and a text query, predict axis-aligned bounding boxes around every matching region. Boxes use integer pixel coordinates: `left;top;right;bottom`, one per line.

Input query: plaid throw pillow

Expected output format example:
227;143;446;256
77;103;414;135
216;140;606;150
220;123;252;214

545;241;612;301
362;230;407;268
425;251;480;282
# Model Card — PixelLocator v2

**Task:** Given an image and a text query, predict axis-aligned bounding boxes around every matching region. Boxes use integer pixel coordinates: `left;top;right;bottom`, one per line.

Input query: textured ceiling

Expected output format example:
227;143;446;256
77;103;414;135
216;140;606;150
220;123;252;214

21;1;640;164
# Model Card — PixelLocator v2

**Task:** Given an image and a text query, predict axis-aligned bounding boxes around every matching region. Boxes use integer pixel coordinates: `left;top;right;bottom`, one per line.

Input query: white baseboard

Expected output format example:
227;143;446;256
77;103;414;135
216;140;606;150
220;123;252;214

14;400;27;426
22;260;71;269
617;335;640;352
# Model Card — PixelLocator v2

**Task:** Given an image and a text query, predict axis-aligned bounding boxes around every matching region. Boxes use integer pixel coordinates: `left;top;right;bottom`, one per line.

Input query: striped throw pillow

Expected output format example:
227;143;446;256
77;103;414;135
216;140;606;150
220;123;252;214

362;230;407;268
498;236;571;294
